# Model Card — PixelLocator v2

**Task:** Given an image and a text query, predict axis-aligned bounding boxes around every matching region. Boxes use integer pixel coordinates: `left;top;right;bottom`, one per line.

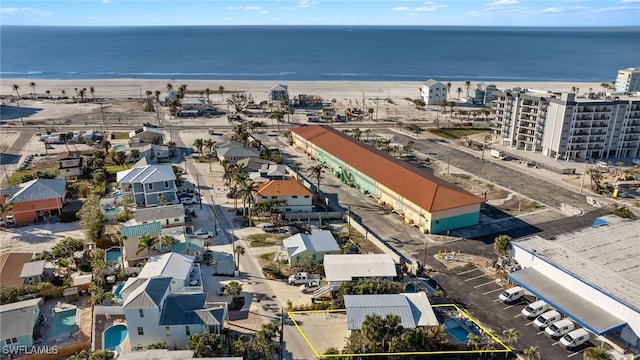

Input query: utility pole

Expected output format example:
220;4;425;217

423;240;428;268
211;195;217;235
518;184;523;215
279;308;284;360
196;174;202;209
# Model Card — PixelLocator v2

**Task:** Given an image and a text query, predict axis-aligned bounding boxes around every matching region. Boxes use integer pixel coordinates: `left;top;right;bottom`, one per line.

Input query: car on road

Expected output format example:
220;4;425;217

299;281;320;294
194;228;214;239
178;192;192;199
181;197;198;205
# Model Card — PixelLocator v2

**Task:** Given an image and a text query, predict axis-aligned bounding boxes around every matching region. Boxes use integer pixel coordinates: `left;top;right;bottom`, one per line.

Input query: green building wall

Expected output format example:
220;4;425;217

430;211;480;234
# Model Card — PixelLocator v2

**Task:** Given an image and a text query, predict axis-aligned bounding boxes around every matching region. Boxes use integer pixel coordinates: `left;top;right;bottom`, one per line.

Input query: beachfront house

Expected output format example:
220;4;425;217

254;179;313;213
276;230;340;266
120;253;227;350
178;98;206;118
116;164;178;208
344;293;438;333
129;126;164;147
0;179;66;225
270;84;289;102
323;254;397;287
120;222;163;266
421;79;448;105
56;151;85;178
0;298;44;351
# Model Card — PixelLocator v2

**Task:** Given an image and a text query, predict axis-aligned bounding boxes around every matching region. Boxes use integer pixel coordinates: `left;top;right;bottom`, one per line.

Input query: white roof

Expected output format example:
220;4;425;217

271;84;288;91
283;230;340;258
129;126;164;138
324;254;396;282
344;292;437;330
9;179;66;203
19;260;45;278
181;98;205;105
117;164;176;184
138;252;194;281
0;298;43;340
422;79;445;88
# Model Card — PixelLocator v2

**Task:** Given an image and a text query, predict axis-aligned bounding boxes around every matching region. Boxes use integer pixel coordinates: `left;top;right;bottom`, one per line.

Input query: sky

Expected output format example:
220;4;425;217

1;0;639;27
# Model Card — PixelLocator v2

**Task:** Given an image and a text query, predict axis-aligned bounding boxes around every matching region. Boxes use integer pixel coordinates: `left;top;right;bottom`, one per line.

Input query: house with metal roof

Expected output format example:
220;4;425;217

270;84;289;101
117;164;178;207
0;297;43;350
214;142;261;163
249;163;289;183
277;230;340;266
19;260;45;286
290;125;484;234
0;179;66;225
134;204;186;230
0;252;34;288
508;215;640;351
421;79;448;105
344;292;438;331
324;254;397;286
120;253;226;350
254;179;313;213
138;144;170;161
129;126;164;146
120;222;163;266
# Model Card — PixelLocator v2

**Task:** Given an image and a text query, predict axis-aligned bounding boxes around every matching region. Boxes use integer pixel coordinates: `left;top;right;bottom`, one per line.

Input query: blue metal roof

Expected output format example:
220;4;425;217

508;268;626;335
119;222;162;238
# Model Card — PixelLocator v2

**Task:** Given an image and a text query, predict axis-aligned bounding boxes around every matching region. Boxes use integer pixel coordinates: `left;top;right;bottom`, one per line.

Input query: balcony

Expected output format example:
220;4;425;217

181;263;203;294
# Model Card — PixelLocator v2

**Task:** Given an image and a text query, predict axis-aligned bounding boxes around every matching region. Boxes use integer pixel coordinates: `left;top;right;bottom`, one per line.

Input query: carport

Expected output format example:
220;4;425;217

508;268;627;336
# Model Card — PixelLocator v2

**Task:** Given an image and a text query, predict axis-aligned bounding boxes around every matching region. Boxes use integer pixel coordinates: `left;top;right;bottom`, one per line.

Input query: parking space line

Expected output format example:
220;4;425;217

537;330;545;335
457;268;479;276
485;288;504;296
514;313;523;318
567;350;585;358
464;274;487;282
474;280;497;288
503;305;515;310
525;321;534;326
552;341;560;346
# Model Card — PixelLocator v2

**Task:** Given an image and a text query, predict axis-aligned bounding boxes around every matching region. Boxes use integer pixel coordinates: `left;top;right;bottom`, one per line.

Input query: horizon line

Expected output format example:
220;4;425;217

2;24;640;28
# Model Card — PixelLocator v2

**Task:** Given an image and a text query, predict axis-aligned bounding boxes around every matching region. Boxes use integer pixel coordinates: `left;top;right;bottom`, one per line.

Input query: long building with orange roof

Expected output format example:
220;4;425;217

290;125;484;234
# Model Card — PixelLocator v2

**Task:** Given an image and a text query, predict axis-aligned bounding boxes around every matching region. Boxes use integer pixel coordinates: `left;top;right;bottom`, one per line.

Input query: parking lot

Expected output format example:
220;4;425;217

431;262;607;359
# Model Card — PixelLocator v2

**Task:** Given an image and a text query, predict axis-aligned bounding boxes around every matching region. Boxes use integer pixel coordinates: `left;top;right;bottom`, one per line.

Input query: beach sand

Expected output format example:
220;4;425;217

2;79;603;102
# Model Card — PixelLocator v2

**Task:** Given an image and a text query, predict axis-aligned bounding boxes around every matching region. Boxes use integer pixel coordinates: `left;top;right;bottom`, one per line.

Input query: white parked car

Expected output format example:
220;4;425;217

194;228;214;238
181;197;198;205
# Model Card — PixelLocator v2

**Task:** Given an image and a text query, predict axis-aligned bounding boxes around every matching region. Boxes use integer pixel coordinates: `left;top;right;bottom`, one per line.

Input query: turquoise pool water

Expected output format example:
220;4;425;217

51;308;77;338
114;145;126;151
444;318;470;344
113;283;124;298
104;207;124;215
105;248;122;264
103;324;128;350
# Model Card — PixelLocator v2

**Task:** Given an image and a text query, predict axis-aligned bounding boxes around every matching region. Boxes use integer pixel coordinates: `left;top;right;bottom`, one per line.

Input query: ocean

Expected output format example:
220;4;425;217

1;26;638;82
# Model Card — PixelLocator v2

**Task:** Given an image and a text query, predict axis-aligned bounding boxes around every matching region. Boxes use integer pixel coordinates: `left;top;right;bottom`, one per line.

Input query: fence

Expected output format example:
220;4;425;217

14;341;90;360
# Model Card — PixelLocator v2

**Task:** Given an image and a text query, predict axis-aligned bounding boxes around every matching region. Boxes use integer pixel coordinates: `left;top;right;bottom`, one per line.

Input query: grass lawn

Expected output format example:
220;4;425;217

428;128;489;140
246;233;281;247
105;164;132;175
112;132;130;140
8;166;59;186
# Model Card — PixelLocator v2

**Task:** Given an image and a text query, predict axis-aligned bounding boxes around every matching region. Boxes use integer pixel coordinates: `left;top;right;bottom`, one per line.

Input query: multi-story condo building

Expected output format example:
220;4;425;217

420;79;447;105
615;68;640;93
493;90;640;161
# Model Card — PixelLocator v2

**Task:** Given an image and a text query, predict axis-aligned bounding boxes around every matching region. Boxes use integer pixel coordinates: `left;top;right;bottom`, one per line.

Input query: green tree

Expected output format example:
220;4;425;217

308;163;326;194
130;148;140;161
223;280;243;299
77;195;104;242
583;346;611;360
193;138;205;154
218;85;225;100
234;245;245;271
466;333;481;350
12;84;25;125
30;81;37;99
446;82;452;100
203;139;215;154
238;180;255;224
586;166;603;191
160;235;176;252
227;93;253;113
524;346;541;360
112;230;127;271
90;87;96;100
136;234;158;257
456;87;463;100
493;234;513;256
503;327;519;349
68;350;114;360
465;80;471;97
188;333;223;357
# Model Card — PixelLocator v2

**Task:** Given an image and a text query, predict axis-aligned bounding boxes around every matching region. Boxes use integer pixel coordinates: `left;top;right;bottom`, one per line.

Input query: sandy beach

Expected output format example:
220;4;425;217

1;79;604;103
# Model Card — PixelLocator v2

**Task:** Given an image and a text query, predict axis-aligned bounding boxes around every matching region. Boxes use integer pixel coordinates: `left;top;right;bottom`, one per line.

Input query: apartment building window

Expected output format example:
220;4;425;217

185;326;191;336
137;327;144;336
164;181;169;188
139;309;144;318
148;183;153;190
165;327;171;336
292;196;298;198
5;338;17;345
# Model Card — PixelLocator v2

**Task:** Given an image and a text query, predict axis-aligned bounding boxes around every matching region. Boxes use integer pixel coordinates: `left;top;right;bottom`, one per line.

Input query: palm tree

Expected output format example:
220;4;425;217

12;84;24;126
502;328;518;349
586;166;603;191
456;87;463;101
112;230;127;271
30;81;37;99
583;346;610;360
524;346;540;360
466;333;481;350
308;163;326;194
446;82;452;100
204;88;211;102
154;90;161;102
136;234;158;257
160;235;176;252
61;89;66;98
218;85;225;100
203;139;215;154
465;80;471;97
238;180;255;223
101;140;112;153
193;138;205;154
493;234;512;256
59;132;71;152
223;280;242;300
45;90;51;99
234;245;245;271
130;148;140;161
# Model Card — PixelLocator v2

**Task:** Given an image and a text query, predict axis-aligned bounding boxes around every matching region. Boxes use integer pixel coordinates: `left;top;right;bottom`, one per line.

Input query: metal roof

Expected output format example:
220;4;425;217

119;222;162;238
117;164;176;184
422;79;445;87
194;306;226;327
324;254;396;282
0;252;34;287
159;293;207;325
344;294;415;330
19;260;45;278
138;252;194;281
0;297;43;340
122;277;171;309
135;204;184;223
514;216;640;311
283;230;340;258
8;179;66;203
129;126;164;138
509;268;626;335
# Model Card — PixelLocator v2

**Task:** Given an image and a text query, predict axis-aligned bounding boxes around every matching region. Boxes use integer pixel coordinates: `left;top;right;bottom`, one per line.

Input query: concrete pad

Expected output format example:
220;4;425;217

290;311;348;355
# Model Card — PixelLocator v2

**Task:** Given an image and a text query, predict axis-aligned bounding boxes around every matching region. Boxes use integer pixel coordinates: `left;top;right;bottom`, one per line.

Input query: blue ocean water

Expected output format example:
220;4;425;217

1;26;638;82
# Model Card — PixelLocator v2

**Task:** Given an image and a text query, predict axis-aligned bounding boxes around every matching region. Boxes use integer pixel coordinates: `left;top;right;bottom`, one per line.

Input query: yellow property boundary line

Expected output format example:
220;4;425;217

287;304;512;358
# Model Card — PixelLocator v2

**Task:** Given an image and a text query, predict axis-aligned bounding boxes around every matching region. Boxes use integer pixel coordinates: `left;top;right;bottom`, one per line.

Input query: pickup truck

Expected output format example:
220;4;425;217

288;272;320;285
299;281;320;294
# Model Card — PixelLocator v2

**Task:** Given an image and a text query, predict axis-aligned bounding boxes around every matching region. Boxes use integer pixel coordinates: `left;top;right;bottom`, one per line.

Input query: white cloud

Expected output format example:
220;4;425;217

540;6;565;13
484;0;519;6
0;7;52;16
101;0;110;4
259;10;270;14
414;4;447;12
596;4;640;11
244;6;262;11
224;17;236;21
392;7;410;11
226;6;240;10
296;0;317;8
618;0;640;3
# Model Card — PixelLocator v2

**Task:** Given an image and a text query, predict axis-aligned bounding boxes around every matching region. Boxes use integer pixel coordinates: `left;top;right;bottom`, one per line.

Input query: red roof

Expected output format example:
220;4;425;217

255;179;313;197
291;125;484;212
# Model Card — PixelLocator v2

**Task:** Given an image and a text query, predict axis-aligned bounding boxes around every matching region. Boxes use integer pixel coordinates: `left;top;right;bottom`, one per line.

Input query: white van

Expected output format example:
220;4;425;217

545;319;575;338
533;310;562;330
499;286;524;303
521;300;548;319
560;328;589;349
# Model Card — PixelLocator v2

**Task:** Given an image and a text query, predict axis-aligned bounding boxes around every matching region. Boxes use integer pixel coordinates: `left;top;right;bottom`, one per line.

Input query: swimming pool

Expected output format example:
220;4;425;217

51;308;77;339
105;247;122;264
113;283;124;298
444;318;471;344
114;145;126;151
103;324;128;350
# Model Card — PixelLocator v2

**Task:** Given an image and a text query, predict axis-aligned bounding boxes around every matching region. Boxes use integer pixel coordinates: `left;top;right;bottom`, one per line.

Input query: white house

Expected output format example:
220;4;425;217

19;260;45;286
254;179;313;213
420;79;448;105
120;253;227;350
270;84;289;102
138;144;170;161
0;298;43;351
249;164;289;183
344;293;437;331
117;164;178;207
323;254;397;286
134;204;186;230
129;127;164;146
276;230;340;266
